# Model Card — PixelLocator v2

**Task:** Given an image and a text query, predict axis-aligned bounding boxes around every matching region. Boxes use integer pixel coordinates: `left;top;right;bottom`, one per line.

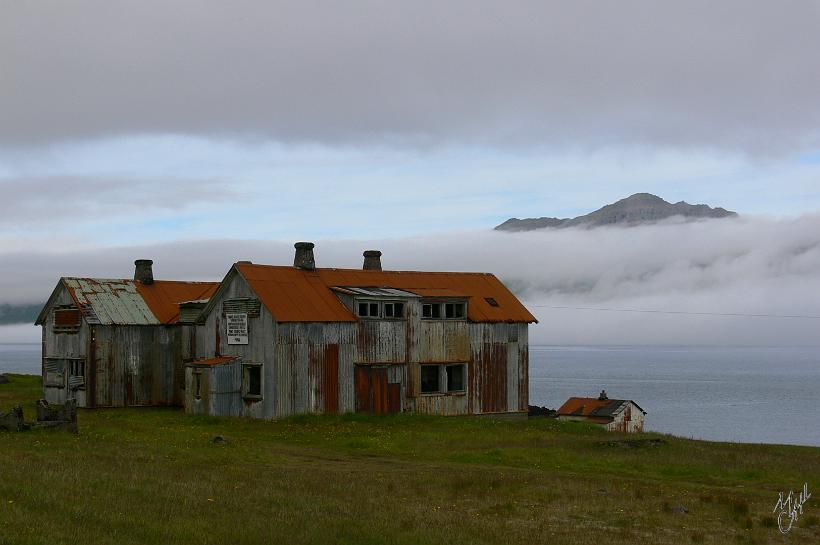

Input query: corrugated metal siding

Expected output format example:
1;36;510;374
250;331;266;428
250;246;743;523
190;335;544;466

192;272;529;419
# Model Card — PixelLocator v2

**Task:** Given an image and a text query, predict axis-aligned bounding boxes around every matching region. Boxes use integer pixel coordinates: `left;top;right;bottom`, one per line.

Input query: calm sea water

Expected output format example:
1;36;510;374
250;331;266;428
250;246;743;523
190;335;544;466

530;345;820;447
1;343;818;446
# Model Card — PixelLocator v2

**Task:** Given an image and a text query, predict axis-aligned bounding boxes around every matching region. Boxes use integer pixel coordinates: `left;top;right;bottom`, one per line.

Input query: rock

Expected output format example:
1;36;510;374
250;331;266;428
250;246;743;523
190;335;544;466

671;506;689;514
211;435;227;445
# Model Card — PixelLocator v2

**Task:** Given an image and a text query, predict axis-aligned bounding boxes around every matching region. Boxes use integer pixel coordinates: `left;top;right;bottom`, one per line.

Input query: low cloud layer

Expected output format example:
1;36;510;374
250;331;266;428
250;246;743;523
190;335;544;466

3;215;820;345
2;1;820;152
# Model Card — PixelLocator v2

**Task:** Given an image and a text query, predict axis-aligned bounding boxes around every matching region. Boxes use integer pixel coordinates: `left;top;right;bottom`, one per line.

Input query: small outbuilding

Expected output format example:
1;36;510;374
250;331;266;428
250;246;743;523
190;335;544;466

556;390;646;432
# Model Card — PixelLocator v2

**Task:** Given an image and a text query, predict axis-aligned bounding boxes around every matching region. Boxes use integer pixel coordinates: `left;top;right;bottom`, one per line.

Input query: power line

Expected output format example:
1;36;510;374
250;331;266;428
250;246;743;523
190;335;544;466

530;305;820;320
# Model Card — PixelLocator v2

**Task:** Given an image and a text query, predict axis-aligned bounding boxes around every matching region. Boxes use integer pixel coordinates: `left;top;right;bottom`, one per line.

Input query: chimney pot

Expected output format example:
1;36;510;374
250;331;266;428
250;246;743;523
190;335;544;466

363;250;382;271
134;259;154;285
294;242;316;270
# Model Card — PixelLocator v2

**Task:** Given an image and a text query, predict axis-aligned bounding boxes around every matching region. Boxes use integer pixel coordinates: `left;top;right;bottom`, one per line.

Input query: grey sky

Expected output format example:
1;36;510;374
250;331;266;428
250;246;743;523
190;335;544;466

1;2;819;346
2;1;820;151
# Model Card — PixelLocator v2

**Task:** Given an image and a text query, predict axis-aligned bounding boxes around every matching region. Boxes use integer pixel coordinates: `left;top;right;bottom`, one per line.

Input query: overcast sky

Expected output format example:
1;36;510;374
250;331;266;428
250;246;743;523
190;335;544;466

2;1;820;344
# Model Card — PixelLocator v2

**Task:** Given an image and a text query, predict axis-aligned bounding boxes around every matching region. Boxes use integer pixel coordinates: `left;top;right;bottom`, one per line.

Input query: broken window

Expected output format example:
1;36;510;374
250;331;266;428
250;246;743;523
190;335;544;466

68;358;86;389
420;365;440;394
446;364;466;392
44;358;65;388
243;364;262;399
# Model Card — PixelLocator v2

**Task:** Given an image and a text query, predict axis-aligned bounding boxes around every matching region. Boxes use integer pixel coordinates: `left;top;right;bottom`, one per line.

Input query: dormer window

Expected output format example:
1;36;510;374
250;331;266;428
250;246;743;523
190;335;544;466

356;300;405;319
421;300;466;320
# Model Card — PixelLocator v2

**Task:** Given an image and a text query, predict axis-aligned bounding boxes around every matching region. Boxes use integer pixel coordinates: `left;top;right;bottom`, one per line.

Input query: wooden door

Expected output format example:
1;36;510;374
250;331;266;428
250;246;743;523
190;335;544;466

355;366;401;415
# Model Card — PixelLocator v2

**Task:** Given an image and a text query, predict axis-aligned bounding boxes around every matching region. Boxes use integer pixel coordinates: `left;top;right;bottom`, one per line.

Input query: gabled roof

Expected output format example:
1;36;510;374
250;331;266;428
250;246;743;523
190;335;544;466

557;397;646;419
219;262;537;323
36;278;219;326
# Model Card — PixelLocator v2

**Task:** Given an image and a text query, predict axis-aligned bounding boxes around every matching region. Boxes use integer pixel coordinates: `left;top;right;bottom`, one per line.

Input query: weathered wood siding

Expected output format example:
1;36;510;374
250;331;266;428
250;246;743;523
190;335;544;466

41;286;88;405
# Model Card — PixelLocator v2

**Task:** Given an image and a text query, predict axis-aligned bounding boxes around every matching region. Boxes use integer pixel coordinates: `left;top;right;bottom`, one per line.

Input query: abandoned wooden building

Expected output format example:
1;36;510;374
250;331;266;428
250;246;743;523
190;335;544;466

556;390;646;432
36;260;218;408
185;242;537;418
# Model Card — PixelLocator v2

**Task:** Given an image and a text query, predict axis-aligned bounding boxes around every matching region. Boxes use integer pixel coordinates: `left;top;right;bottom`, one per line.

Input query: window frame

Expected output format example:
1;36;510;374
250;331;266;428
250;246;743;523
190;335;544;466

420;299;468;321
67;358;86;390
242;363;263;401
419;363;468;396
355;299;407;320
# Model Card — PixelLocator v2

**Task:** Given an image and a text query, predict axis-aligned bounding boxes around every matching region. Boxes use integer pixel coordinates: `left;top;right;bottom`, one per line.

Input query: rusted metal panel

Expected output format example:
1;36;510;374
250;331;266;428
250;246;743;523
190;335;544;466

322;344;339;414
479;342;507;413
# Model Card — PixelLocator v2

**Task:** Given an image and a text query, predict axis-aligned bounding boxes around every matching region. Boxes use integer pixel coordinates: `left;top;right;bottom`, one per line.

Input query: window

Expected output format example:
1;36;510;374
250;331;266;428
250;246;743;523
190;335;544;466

420;363;467;395
243;364;262;399
446;364;465;392
445;303;465;319
484;297;499;307
383;302;404;318
420;365;440;394
193;371;202;399
421;300;466;320
356;300;406;319
68;358;86;389
44;358;65;388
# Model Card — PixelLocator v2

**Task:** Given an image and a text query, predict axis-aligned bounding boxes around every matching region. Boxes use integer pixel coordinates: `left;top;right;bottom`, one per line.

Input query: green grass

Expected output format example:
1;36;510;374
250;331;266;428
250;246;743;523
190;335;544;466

1;374;819;544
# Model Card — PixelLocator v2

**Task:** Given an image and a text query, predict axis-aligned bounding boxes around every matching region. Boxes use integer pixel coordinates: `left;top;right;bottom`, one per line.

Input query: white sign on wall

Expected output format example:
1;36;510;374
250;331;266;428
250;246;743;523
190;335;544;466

226;313;249;345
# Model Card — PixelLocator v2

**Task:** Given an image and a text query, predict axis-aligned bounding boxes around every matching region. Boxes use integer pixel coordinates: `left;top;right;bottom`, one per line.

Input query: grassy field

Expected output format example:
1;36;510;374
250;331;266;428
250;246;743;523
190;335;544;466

1;374;818;544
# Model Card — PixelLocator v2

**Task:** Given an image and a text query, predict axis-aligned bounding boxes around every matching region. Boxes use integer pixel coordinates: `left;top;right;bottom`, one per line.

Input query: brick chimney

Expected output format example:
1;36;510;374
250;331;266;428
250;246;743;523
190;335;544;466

363;250;382;271
134;259;154;285
293;242;316;270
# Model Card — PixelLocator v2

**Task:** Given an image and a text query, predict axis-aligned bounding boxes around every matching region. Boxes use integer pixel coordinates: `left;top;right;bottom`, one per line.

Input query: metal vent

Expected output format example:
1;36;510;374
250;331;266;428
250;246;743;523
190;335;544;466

223;298;261;317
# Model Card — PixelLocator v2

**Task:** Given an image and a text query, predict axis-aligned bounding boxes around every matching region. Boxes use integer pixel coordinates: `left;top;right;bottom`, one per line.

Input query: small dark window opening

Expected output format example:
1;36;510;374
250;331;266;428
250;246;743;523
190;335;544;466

446;364;466;392
445;303;465;318
422;304;432;318
358;302;369;317
420;365;440;394
247;366;262;397
484;297;499;307
384;302;404;318
369;302;379;317
194;372;202;399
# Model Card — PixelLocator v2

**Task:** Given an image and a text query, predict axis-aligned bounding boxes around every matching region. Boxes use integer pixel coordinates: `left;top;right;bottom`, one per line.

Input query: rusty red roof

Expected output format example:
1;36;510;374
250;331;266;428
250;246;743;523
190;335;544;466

557;397;646;418
135;281;219;324
188;356;239;367
234;263;537;323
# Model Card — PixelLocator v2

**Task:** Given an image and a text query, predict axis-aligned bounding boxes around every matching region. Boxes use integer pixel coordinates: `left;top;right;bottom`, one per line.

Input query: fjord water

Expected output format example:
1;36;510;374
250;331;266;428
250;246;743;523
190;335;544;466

1;343;818;446
530;345;820;447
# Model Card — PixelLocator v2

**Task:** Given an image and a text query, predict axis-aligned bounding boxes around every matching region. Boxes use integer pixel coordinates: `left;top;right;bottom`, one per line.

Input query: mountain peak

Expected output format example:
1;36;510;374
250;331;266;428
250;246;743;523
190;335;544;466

494;193;737;232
